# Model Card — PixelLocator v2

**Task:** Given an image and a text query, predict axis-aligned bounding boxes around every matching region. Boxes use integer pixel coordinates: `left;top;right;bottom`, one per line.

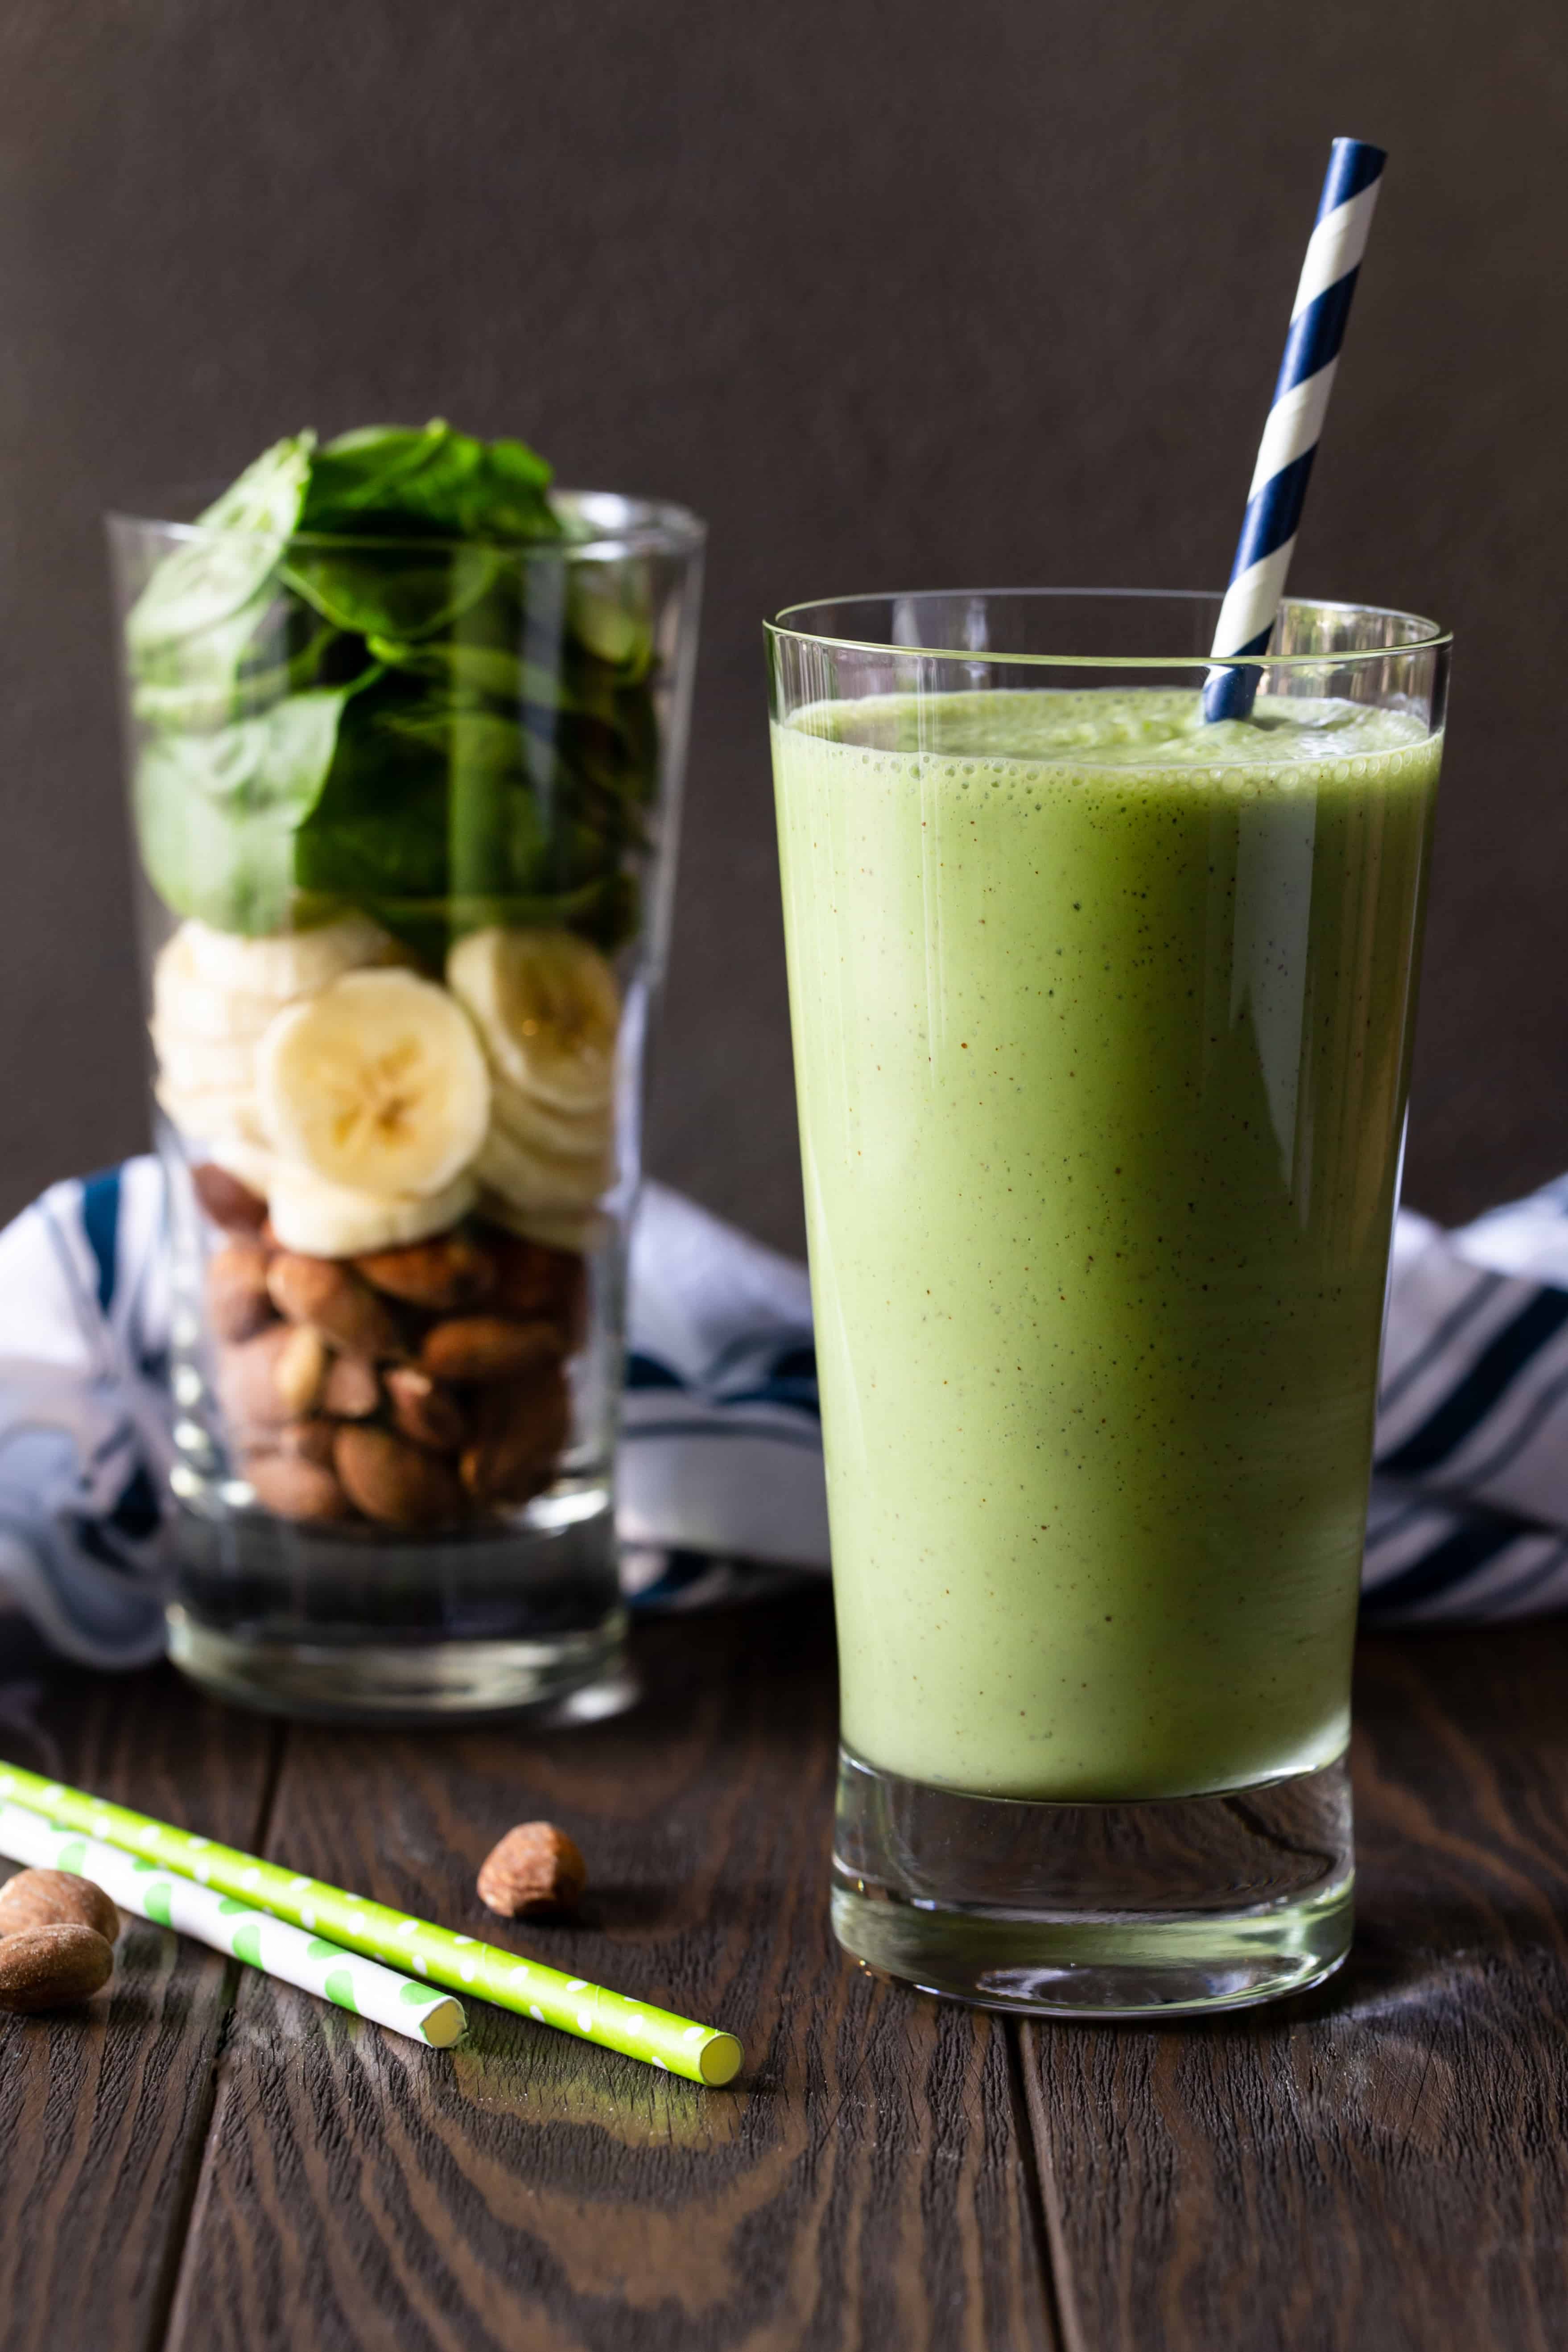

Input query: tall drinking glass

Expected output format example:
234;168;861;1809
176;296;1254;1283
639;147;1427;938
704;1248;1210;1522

767;591;1448;2015
110;491;703;1723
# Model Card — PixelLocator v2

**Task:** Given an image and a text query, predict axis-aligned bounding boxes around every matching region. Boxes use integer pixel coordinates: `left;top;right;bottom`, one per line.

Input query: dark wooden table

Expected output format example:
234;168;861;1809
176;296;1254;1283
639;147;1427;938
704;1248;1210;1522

2;1594;1566;2352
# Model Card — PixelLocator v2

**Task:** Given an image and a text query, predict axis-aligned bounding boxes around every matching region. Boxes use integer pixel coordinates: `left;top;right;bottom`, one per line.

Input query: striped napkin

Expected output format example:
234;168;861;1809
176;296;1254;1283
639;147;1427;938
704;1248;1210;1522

1;1157;1566;1667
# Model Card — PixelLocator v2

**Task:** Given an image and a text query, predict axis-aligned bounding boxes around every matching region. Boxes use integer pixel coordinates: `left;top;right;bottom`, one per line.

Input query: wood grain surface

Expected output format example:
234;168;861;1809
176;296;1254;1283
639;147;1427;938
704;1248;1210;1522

0;1665;276;2352
4;1610;1567;2352
1022;1619;1568;2352
165;1597;1053;2352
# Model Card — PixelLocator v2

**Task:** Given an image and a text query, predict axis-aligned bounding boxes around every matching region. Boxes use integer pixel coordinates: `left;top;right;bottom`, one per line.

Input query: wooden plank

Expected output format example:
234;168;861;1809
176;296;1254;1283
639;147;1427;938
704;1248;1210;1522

0;1661;276;2352
166;1595;1055;2352
1022;1621;1568;2352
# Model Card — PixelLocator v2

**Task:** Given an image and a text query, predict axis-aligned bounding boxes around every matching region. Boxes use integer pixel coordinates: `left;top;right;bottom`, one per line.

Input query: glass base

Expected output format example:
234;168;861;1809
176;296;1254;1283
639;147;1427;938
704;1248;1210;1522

165;1494;632;1725
832;1745;1353;2018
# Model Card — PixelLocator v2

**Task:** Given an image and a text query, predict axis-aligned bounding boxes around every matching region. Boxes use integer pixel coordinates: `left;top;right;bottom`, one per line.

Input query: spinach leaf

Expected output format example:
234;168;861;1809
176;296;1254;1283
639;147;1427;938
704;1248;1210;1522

300;421;560;543
135;738;301;935
127;433;314;653
282;538;503;642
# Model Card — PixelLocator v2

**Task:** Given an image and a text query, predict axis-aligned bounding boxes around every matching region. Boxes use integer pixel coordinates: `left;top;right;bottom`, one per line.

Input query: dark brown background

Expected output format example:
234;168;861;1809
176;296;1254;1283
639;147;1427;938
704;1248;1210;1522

1;0;1561;1257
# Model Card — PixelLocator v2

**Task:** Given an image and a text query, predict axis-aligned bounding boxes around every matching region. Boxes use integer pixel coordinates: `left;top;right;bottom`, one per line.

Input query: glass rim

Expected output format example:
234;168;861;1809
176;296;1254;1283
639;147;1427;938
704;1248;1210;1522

765;587;1451;670
104;486;707;563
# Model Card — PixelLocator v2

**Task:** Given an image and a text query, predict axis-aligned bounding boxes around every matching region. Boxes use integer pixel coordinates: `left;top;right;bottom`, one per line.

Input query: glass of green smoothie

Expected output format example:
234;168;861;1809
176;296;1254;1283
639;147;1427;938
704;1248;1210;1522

767;589;1448;2016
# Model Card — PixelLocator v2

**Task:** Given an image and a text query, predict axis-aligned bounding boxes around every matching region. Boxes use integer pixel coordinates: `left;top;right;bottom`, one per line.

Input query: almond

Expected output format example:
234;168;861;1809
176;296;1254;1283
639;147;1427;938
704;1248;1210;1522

384;1366;467;1454
487;1230;586;1342
460;1366;572;1505
334;1425;466;1529
246;1451;352;1523
322;1354;380;1419
274;1325;328;1415
218;1325;306;1433
267;1254;404;1358
421;1316;561;1386
205;1242;274;1343
191;1161;268;1233
0;1869;119;1944
0;1923;114;2013
353;1233;495;1311
477;1823;586;1917
277;1417;338;1467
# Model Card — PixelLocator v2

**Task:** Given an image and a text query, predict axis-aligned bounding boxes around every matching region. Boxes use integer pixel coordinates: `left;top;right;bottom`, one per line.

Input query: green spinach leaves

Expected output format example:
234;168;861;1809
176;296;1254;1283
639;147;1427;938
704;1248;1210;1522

123;423;659;952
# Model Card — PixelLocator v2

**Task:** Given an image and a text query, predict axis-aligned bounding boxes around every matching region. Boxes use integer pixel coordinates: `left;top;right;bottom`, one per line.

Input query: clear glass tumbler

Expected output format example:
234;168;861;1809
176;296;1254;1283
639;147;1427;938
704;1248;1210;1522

767;590;1448;2015
109;489;703;1722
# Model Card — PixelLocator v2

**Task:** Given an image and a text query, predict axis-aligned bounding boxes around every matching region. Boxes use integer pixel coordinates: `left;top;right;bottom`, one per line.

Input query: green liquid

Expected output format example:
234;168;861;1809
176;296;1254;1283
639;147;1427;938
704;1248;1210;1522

773;689;1440;1799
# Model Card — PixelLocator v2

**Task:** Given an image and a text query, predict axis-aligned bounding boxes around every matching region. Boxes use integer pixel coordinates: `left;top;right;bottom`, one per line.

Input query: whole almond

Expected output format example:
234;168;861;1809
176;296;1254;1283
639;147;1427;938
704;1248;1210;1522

205;1241;275;1342
487;1230;584;1334
421;1316;561;1386
477;1823;587;1917
275;1325;328;1415
247;1451;352;1523
0;1869;119;1944
353;1234;495;1311
460;1366;572;1505
267;1255;403;1359
218;1324;305;1433
191;1162;268;1234
334;1425;466;1529
0;1923;114;2014
277;1417;338;1468
384;1366;467;1454
322;1354;380;1419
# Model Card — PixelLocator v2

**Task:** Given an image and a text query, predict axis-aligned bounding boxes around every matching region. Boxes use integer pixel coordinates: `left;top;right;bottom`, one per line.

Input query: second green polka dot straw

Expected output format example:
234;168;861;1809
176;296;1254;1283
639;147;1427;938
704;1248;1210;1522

0;1762;743;2085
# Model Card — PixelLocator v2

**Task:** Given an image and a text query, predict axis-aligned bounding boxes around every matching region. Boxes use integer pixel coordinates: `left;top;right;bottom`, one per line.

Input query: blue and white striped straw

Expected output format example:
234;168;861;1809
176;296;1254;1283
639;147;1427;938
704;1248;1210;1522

1203;137;1387;723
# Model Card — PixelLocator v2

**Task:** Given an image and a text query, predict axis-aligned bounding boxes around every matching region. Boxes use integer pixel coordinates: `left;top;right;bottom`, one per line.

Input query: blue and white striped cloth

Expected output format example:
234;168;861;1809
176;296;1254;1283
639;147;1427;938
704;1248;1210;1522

3;1156;1568;1667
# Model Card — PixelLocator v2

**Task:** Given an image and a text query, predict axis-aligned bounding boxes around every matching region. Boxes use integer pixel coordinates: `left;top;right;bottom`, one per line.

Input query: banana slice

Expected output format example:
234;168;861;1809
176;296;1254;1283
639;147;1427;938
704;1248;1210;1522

476;1191;611;1256
490;1072;615;1164
268;1168;479;1257
202;1139;283;1197
446;928;620;1114
179;912;402;999
473;1120;613;1213
150;1024;264;1098
256;968;491;1199
153;935;286;1046
155;1075;270;1149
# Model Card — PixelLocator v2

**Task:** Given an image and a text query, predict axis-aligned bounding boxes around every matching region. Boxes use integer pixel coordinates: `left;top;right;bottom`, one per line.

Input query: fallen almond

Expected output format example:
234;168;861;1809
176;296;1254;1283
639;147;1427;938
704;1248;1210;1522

266;1255;403;1359
384;1366;467;1454
0;1923;114;2014
334;1425;466;1529
0;1869;119;1945
477;1823;587;1917
353;1233;495;1311
421;1316;561;1386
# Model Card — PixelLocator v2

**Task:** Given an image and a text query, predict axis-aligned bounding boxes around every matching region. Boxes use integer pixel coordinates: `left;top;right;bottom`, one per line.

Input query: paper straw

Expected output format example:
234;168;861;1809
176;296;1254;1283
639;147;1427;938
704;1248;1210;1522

0;1795;465;2047
0;1762;743;2087
1203;136;1387;723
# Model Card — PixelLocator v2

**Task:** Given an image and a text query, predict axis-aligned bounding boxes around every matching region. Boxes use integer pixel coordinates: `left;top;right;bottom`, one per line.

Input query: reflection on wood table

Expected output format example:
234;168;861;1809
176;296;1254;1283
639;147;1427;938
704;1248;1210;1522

1;1597;1566;2351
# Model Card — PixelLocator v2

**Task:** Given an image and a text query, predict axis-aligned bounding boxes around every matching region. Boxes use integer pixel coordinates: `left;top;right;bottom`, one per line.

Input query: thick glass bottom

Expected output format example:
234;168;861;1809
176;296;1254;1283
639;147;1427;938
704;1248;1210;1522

165;1494;632;1725
832;1745;1353;2018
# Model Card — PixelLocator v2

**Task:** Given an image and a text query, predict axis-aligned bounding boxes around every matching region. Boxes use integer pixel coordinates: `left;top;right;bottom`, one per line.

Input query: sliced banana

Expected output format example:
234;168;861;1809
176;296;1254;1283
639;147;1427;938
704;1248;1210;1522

476;1191;611;1256
176;912;402;1001
153;932;289;1045
490;1072;615;1164
202;1139;284;1197
256;968;491;1200
268;1168;479;1257
446;928;620;1114
150;1024;264;1098
473;1120;613;1213
155;1074;270;1149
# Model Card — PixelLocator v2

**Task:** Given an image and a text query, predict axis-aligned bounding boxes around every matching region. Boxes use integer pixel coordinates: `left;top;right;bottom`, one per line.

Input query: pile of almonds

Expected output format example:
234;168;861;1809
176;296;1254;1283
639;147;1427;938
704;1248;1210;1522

195;1163;586;1530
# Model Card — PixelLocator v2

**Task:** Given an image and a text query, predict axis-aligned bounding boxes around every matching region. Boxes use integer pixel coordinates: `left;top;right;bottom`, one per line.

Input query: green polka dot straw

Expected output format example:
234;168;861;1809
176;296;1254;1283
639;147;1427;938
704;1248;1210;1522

0;1795;462;2046
0;1763;743;2085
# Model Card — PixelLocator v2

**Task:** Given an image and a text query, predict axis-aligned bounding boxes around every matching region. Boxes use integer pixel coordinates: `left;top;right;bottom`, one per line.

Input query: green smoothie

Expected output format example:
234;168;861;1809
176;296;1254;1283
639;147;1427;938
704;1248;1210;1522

773;688;1440;1800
